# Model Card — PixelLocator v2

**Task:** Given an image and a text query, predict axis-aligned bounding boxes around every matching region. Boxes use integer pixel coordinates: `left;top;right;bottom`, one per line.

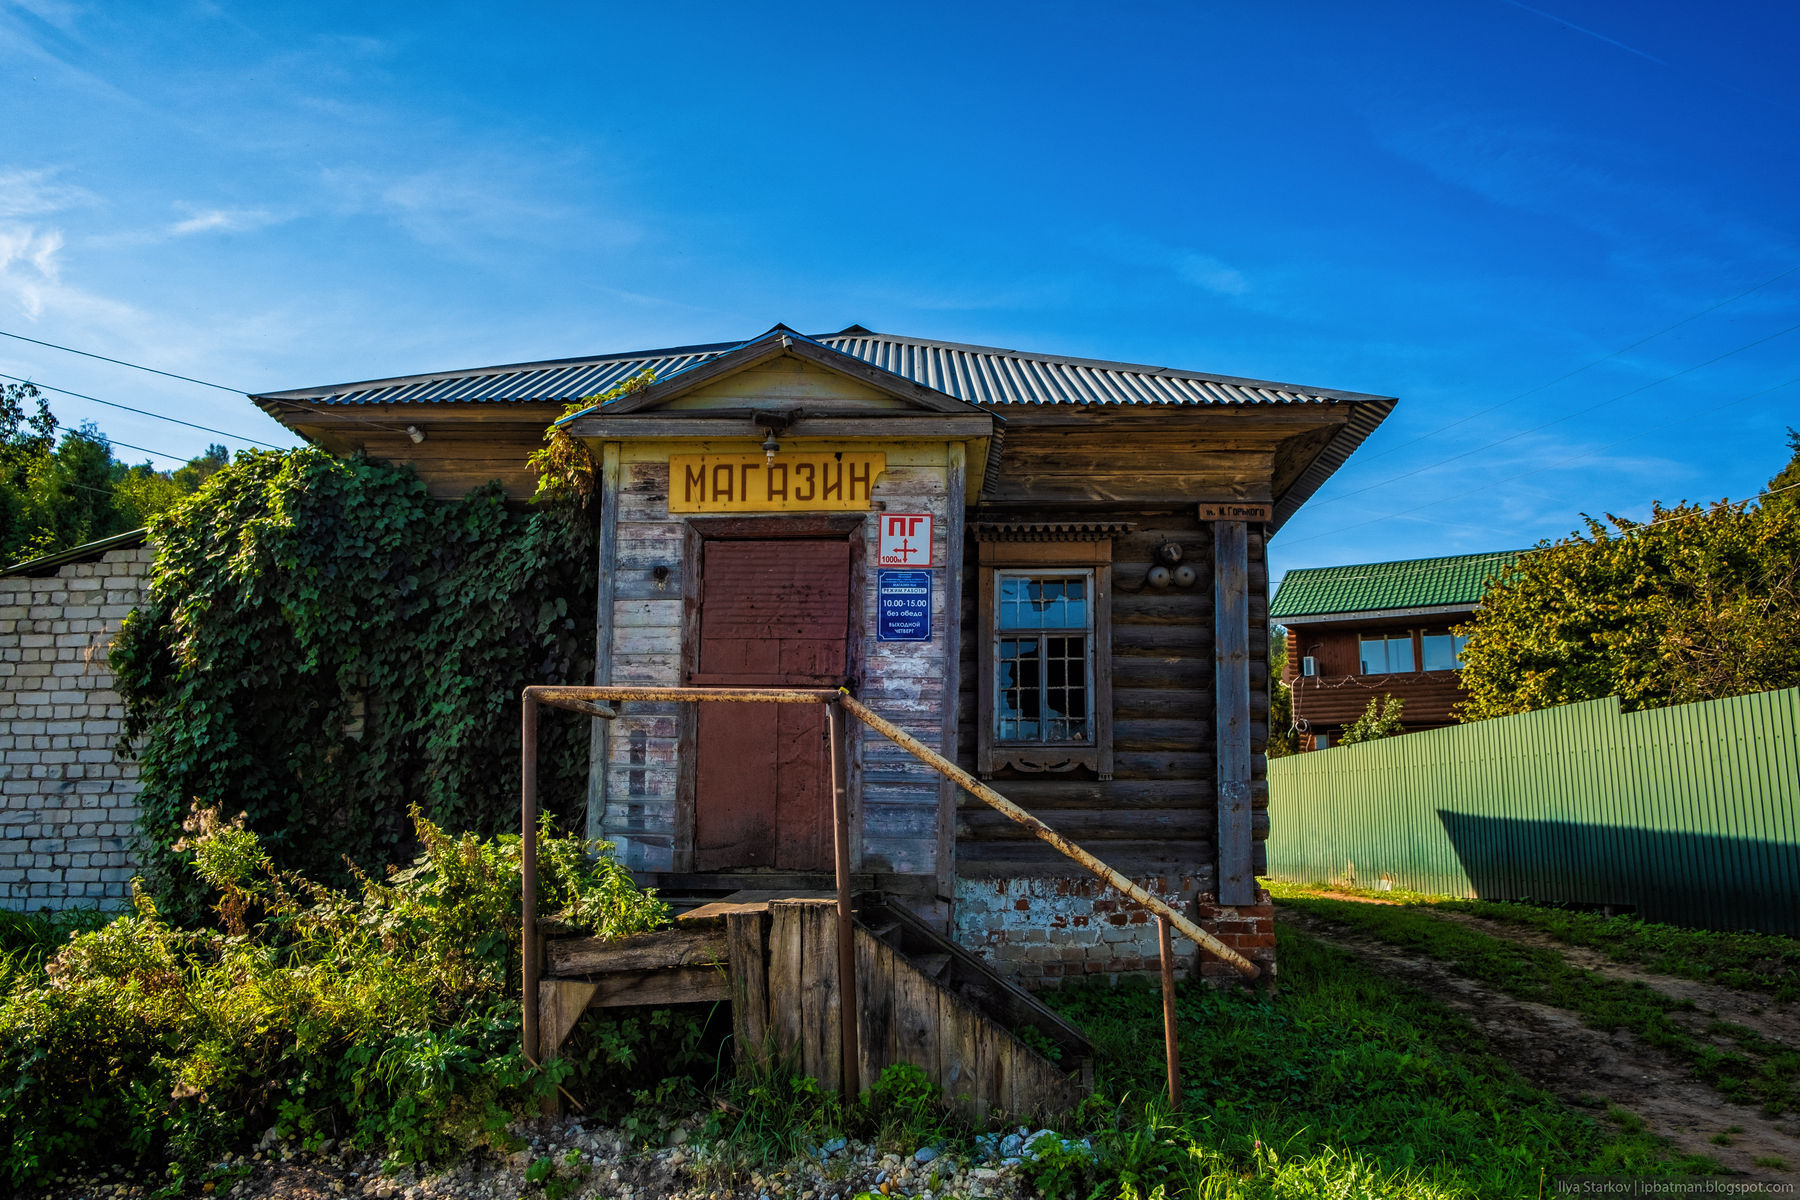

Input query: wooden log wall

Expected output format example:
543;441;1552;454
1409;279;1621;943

954;512;1272;883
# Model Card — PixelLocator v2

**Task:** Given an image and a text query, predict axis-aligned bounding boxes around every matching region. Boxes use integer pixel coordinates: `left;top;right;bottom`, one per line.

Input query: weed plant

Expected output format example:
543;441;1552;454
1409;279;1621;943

0;804;670;1193
0;908;109;991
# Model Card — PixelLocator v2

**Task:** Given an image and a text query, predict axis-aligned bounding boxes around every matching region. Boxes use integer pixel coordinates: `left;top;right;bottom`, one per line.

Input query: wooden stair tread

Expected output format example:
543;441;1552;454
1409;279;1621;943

912;952;951;979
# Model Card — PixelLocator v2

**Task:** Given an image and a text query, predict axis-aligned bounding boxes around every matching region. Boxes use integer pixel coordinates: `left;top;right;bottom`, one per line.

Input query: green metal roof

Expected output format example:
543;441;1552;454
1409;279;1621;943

1270;549;1523;619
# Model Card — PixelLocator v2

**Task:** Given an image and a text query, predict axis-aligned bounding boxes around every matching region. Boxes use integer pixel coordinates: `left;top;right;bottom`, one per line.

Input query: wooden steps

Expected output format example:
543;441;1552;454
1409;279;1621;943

534;894;1091;1120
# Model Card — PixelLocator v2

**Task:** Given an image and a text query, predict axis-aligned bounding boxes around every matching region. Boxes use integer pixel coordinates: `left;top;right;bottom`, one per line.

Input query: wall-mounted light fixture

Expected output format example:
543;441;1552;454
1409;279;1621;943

753;410;799;466
406;425;426;444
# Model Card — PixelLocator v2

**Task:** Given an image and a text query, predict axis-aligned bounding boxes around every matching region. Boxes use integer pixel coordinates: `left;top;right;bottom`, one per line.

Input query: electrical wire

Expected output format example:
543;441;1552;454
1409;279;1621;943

0;372;287;449
1280;374;1800;550
1356;261;1800;466
0;329;245;393
0;327;421;439
1319;318;1800;511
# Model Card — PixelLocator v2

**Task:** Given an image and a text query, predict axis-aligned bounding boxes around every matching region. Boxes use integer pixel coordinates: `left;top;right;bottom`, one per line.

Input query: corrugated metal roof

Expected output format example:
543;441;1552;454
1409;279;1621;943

1270;550;1524;620
3;528;148;578
252;325;1393;410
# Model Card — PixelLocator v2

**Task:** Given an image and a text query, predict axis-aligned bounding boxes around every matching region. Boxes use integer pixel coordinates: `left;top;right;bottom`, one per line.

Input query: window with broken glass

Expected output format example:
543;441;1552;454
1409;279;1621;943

992;570;1095;746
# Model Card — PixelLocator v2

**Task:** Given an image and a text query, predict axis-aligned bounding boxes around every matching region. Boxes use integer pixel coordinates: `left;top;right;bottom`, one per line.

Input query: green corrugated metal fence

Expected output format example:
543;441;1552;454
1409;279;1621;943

1265;686;1800;935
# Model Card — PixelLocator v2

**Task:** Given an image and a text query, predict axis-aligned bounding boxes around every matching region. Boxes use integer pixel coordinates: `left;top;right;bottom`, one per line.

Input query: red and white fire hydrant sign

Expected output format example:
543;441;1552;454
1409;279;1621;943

876;512;933;567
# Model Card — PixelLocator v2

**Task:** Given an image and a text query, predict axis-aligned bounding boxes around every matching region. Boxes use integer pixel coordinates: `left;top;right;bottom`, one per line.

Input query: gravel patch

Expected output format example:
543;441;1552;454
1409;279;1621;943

25;1117;1082;1199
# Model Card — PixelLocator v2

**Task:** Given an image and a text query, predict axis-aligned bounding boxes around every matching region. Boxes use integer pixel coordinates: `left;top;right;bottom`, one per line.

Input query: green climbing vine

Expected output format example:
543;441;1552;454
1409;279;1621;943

111;448;597;919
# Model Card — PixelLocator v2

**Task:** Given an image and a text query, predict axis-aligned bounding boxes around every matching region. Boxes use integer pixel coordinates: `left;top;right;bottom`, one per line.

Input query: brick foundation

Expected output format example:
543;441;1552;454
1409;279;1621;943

0;544;153;911
952;874;1275;988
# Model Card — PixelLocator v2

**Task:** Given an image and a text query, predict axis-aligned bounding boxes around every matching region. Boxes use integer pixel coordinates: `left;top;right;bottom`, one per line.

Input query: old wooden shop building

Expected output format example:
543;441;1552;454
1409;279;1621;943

256;326;1393;992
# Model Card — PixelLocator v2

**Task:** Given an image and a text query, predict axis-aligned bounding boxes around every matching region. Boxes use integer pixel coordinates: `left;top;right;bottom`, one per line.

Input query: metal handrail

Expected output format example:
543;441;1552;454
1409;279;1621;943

519;683;1262;1109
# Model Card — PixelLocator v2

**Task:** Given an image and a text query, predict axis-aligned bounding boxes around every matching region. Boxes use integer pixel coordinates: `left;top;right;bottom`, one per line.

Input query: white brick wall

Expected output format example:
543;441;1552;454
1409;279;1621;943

0;544;154;911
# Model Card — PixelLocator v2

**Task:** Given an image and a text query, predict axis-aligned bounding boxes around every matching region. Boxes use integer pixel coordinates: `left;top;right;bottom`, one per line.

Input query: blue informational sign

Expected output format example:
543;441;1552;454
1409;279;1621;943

876;569;933;642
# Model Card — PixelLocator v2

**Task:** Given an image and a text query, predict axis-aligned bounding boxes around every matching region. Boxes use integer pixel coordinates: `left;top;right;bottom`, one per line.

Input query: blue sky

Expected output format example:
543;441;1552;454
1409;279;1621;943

2;1;1796;585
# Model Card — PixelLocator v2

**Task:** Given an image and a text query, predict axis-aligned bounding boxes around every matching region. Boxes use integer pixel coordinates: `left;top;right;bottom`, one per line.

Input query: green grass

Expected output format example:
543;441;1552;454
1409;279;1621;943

701;924;1700;1198
1265;880;1800;1001
0;908;110;991
1017;924;1704;1198
1435;899;1800;1002
1270;890;1800;1115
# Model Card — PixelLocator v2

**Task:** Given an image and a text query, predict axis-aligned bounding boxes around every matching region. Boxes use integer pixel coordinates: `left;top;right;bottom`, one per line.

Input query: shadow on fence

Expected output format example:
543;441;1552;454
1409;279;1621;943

1437;811;1800;934
1266;686;1800;936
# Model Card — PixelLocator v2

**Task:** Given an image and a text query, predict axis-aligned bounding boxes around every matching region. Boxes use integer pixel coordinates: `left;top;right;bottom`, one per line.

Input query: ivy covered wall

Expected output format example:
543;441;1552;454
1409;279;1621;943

111;449;596;916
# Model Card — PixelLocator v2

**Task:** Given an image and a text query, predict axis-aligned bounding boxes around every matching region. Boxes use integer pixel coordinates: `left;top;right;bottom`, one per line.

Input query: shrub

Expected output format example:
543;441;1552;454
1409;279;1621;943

110;448;598;919
1339;694;1405;744
0;804;669;1191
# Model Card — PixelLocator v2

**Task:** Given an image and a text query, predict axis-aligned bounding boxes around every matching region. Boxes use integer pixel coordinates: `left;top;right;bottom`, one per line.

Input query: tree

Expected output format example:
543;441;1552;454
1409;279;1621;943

1339;695;1405;745
1267;623;1298;757
0;382;226;565
1458;432;1800;719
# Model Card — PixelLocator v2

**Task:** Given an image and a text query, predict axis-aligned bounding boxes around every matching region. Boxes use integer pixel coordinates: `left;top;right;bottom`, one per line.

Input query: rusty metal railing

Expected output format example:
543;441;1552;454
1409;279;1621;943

519;684;1262;1110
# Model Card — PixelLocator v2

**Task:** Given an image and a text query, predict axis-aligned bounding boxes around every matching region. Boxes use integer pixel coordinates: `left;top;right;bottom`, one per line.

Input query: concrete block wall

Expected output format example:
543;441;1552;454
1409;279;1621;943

0;545;154;911
952;874;1277;989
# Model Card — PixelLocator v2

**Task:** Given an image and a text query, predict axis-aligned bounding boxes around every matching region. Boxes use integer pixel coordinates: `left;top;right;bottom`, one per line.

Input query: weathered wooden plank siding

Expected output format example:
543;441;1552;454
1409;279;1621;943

596;440;957;878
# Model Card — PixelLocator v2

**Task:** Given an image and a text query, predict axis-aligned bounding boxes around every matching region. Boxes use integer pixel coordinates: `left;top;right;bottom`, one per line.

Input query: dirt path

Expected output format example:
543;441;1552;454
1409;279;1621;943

1278;906;1800;1183
1429;909;1800;1051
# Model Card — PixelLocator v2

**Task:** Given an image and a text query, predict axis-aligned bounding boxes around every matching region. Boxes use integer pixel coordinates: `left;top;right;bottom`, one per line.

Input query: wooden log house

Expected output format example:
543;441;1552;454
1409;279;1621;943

1271;550;1519;750
256;325;1394;986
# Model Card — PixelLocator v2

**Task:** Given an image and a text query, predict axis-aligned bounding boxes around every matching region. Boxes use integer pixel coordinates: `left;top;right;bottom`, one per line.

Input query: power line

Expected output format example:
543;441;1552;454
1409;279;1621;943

0;372;287;450
1356;262;1800;466
106;439;190;465
1320;317;1800;510
0;329;246;393
1281;374;1800;549
0;327;423;440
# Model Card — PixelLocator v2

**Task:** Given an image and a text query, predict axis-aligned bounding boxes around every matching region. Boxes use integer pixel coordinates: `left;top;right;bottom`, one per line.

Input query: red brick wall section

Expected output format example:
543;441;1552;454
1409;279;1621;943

952;875;1276;988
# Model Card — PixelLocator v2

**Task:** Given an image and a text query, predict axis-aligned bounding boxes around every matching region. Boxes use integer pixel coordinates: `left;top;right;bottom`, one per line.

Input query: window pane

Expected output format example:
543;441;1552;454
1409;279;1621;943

992;573;1094;745
997;574;1087;629
996;638;1041;740
1389;635;1414;672
1422;634;1457;671
1360;635;1414;674
1452;633;1470;666
1359;637;1385;674
1044;635;1089;742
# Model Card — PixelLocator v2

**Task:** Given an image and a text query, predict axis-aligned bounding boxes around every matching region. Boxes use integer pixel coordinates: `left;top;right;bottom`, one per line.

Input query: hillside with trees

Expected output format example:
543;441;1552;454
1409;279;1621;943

0;381;227;566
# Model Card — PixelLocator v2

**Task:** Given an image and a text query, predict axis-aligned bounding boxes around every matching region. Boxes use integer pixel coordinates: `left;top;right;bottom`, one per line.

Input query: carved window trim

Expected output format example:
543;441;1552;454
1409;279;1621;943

976;526;1121;780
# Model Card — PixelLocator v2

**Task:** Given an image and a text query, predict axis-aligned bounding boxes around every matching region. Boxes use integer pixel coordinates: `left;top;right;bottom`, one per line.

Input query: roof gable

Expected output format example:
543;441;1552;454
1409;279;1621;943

586;326;984;419
1270;550;1524;621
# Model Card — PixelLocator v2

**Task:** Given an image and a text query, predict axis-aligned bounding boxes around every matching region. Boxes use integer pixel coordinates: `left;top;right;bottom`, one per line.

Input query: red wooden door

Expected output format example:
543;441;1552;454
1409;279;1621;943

692;538;851;871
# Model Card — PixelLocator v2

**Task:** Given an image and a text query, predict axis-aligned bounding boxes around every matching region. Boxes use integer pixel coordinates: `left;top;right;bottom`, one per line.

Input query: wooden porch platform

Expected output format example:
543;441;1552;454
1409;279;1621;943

534;896;1090;1120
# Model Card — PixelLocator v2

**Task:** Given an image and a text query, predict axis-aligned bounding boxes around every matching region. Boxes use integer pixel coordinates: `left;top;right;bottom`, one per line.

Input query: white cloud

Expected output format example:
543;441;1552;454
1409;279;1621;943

320;161;638;254
169;207;281;237
0;226;63;317
0;167;96;218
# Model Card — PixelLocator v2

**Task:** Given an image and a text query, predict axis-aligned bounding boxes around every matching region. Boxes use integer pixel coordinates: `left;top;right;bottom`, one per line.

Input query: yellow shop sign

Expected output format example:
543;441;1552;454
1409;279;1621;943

669;452;886;513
